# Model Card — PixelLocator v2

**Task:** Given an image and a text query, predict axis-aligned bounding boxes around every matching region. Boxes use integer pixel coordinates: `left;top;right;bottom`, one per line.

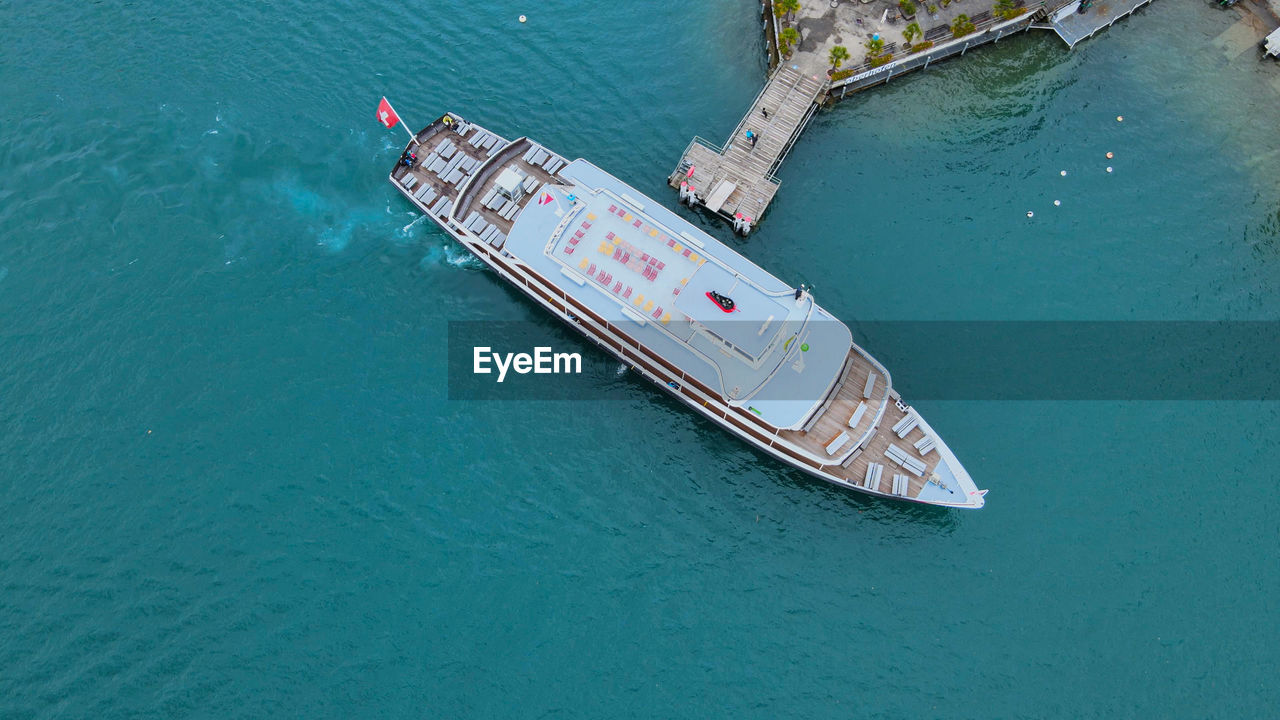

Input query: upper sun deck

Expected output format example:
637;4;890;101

491;157;853;429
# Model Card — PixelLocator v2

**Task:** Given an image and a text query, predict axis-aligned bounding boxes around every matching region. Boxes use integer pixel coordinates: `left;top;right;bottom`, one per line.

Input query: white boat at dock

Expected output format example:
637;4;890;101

389;113;987;508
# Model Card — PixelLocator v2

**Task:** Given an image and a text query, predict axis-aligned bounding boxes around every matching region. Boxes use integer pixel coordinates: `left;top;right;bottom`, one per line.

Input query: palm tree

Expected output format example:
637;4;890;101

864;36;884;55
779;27;800;55
903;22;921;44
774;0;800;23
829;45;851;70
951;13;976;38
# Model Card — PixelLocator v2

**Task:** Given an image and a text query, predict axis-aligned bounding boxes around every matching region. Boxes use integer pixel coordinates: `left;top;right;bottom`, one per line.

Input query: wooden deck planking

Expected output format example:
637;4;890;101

782;349;883;454
450;138;569;235
779;348;941;499
835;403;939;499
669;65;826;228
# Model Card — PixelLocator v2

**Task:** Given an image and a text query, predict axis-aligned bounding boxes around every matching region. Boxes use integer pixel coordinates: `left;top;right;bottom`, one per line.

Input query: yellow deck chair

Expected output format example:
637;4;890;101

660;313;671;325
649;229;658;237
690;252;700;263
633;293;645;307
673;243;683;253
623;213;633;222
579;258;589;270
586;212;597;221
598;241;611;254
643;300;654;312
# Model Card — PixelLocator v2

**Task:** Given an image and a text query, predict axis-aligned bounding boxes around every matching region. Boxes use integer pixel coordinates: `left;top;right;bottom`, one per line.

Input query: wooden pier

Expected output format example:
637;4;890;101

668;65;826;235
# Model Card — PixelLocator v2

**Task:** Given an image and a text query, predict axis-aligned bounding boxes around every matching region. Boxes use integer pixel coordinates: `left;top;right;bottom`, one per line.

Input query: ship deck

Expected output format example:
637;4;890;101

780;347;955;501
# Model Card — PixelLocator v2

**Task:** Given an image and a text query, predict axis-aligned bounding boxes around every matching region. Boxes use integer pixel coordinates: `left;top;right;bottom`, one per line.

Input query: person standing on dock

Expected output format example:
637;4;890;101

761;107;769;119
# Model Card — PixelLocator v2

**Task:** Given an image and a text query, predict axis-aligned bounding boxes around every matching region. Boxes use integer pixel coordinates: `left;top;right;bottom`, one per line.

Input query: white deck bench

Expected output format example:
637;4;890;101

892;474;910;497
863;462;883;491
825;432;851;456
893;411;919;439
884;444;926;477
862;371;878;399
848;401;868;429
914;436;936;455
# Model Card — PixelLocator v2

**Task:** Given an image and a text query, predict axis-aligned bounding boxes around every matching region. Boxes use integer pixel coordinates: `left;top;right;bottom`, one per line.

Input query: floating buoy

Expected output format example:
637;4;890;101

1106;166;1113;173
1053;200;1061;207
1027;211;1034;218
1106;151;1114;159
1116;115;1124;122
1060;170;1067;177
519;14;527;23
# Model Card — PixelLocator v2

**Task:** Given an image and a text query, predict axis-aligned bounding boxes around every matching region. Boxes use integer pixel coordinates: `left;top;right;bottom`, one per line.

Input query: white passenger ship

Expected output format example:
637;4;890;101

390;113;986;508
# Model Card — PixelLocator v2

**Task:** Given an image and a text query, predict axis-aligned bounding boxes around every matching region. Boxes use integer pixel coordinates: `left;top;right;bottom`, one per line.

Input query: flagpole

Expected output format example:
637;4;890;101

384;97;417;146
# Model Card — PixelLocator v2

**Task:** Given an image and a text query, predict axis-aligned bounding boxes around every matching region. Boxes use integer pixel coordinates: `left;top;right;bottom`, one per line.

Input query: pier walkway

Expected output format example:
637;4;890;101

668;65;826;235
1047;0;1157;48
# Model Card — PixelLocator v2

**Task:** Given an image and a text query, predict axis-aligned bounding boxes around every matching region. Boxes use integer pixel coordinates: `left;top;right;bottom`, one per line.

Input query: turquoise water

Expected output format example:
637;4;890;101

3;0;1279;716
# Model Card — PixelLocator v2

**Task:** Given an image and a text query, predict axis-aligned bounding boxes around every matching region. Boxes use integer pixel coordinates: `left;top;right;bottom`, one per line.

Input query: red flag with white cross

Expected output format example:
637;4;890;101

376;97;400;129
